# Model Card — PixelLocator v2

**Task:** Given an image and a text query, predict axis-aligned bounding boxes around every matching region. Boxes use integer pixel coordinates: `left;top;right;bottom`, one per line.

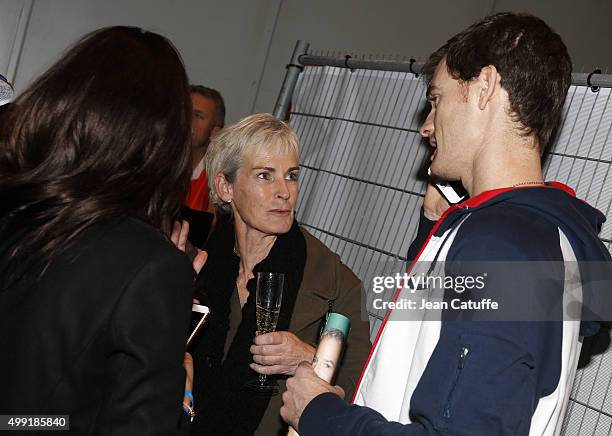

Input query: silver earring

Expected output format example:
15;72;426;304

226;199;232;204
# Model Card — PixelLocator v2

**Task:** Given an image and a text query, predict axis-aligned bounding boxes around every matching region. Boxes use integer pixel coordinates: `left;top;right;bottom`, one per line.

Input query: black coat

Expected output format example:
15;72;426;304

0;217;194;435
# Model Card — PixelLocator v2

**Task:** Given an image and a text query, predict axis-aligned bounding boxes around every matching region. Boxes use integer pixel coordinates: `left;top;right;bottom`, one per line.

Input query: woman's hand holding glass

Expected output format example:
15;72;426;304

249;331;316;376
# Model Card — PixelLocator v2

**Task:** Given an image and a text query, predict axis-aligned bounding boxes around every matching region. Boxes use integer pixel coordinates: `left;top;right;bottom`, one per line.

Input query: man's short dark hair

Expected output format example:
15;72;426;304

190;85;226;128
422;12;571;149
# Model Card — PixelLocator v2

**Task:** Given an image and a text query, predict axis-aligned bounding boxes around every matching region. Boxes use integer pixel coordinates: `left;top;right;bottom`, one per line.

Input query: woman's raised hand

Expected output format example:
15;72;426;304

171;220;208;274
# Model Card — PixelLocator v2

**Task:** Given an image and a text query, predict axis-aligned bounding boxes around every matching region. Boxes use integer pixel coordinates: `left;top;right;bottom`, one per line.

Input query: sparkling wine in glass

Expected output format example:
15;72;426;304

246;271;284;393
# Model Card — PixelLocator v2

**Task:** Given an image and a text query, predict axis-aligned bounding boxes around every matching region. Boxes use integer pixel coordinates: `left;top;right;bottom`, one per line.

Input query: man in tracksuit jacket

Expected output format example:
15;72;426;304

280;12;612;436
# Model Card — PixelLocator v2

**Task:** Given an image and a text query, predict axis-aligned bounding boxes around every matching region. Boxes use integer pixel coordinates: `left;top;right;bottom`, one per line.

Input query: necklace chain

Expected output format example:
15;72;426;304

512;181;545;187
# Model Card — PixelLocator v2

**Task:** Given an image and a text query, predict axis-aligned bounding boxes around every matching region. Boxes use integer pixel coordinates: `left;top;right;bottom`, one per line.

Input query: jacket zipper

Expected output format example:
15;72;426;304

443;345;470;419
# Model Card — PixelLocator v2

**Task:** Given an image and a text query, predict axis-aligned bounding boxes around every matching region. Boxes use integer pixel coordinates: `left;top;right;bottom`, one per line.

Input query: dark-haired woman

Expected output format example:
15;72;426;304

0;27;196;435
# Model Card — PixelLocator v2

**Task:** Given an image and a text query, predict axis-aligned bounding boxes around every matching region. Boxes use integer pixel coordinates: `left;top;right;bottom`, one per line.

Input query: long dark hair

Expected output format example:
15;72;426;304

0;26;192;286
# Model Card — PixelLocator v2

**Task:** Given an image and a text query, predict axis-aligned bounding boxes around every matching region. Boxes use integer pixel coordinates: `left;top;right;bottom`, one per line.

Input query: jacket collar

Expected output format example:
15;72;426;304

434;182;575;236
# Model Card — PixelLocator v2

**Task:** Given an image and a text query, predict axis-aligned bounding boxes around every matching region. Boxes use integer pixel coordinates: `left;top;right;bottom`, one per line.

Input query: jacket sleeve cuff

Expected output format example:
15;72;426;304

299;392;349;435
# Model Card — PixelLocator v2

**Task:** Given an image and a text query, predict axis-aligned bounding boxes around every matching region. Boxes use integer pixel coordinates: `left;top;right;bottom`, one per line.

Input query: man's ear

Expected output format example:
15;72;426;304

477;65;500;110
214;172;232;203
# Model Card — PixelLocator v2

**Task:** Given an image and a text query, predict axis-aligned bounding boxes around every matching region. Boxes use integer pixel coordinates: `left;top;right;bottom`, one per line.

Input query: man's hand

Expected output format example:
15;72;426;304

280;362;345;430
250;331;316;376
171;220;208;274
423;182;451;221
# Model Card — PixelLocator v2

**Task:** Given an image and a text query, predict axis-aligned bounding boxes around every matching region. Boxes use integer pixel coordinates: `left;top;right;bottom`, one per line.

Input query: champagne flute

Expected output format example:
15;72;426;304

245;271;284;393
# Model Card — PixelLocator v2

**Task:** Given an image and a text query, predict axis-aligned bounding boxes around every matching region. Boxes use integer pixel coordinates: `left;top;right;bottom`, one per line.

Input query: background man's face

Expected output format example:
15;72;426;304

191;93;218;150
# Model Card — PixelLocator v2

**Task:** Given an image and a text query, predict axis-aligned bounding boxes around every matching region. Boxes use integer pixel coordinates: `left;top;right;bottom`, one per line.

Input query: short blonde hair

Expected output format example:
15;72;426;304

205;113;300;214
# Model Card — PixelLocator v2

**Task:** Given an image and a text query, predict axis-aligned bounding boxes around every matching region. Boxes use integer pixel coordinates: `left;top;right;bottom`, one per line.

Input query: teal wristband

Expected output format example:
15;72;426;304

184;388;194;405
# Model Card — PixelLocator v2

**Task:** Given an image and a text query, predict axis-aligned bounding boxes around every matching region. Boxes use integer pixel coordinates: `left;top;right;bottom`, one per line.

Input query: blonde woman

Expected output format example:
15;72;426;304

190;114;371;435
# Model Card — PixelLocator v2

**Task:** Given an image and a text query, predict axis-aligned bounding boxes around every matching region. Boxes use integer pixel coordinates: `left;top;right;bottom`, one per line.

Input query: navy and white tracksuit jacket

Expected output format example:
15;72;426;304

299;183;611;436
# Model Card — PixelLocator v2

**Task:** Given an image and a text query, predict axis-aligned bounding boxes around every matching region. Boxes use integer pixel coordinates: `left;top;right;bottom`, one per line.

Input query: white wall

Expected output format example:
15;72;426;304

3;0;280;123
1;0;611;120
492;0;612;72
253;0;612;114
253;0;495;113
0;0;31;81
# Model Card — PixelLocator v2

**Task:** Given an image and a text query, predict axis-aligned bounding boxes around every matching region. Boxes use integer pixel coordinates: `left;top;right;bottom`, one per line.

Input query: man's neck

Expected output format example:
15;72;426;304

192;147;206;172
466;135;544;197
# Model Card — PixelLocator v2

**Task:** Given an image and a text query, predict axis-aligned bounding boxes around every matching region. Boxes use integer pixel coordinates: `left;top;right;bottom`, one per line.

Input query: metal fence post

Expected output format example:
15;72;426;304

272;40;310;120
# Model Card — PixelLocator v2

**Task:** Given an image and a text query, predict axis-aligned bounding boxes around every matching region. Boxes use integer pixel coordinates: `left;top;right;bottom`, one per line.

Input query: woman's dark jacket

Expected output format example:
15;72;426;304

0;217;194;435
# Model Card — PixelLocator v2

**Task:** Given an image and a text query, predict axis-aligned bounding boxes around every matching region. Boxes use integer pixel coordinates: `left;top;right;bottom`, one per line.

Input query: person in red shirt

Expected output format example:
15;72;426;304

188;85;225;212
181;85;226;247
